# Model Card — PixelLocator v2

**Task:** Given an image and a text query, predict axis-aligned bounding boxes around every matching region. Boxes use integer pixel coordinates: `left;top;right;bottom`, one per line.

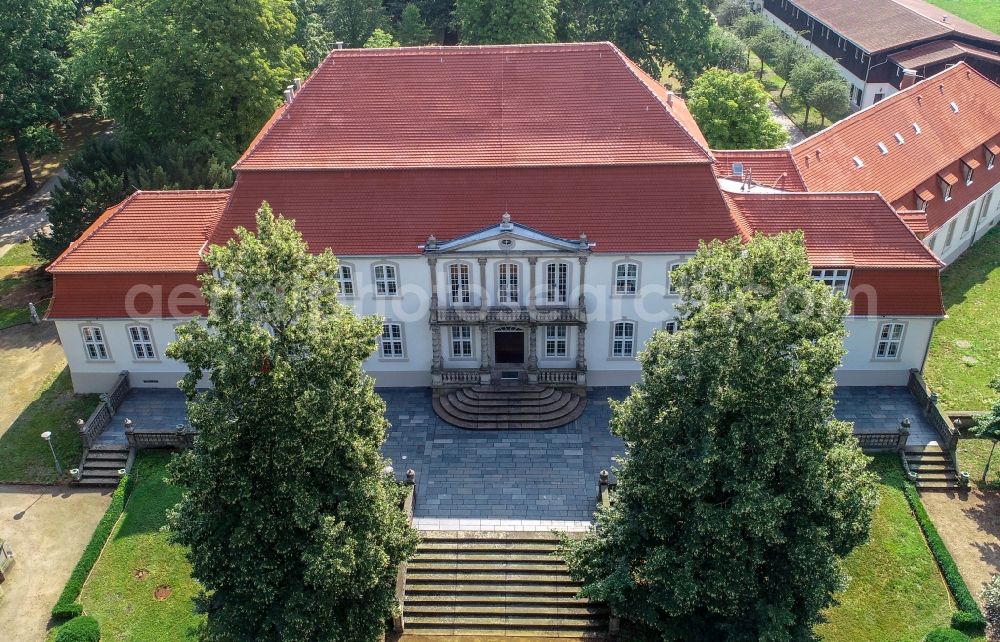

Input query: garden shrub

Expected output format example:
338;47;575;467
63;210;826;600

901;480;987;636
925;627;970;642
55;615;100;642
51;474;135;620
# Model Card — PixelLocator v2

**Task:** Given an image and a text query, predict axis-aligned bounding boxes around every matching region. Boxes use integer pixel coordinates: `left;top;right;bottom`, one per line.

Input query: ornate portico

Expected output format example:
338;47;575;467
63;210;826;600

425;214;590;392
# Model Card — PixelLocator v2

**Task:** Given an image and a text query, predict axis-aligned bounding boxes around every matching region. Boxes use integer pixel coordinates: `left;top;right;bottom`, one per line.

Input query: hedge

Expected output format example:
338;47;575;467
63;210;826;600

901;478;987;636
55;615;101;642
51;473;135;620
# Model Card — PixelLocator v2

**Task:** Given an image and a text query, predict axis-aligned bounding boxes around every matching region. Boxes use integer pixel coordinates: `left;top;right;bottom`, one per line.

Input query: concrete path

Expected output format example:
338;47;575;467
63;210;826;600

768;99;807;144
0;169;63;250
0;485;112;642
0;324;67;439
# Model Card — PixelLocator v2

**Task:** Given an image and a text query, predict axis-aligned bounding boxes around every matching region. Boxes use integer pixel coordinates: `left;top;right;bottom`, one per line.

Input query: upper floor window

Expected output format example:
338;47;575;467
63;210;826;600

939;175;954;201
545;325;568;357
373;264;398;297
614;262;638;295
545;262;569;304
497;262;519;304
449;263;471;304
336;264;354;297
944;219;957;247
611;321;636;358
81;325;110;361
380;322;405;359
667;263;683;295
127;325;156;360
811;268;851;295
874;322;905;360
663;319;680;334
450;325;474;358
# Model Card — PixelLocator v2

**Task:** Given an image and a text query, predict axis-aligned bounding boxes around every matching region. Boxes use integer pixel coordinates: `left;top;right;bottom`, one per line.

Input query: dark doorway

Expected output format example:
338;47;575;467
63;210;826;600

494;330;525;364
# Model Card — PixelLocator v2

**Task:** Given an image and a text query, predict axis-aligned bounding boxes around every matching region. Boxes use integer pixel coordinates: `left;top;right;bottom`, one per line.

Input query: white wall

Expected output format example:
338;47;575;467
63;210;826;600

925;183;1000;265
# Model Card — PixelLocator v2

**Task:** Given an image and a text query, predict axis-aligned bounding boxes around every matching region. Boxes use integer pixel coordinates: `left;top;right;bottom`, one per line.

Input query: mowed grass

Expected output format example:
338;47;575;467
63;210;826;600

816;455;954;642
924;0;1000;35
956;437;1000;490
0;242;50;329
78;451;204;641
925;226;1000;410
0;368;96;483
0;241;44;267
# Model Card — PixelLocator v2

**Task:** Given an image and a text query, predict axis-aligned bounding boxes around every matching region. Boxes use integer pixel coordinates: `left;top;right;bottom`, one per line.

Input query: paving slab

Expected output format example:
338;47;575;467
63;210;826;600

0;485;112;642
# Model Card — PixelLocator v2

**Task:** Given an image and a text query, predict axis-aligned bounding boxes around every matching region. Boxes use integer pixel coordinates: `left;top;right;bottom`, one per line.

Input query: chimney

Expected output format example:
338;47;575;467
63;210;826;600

283;88;294;103
292;78;302;92
900;69;918;89
666;91;674;108
335;41;344;50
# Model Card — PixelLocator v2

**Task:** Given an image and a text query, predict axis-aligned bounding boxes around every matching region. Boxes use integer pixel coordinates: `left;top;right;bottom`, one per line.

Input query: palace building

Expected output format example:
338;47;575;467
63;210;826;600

48;42;982;414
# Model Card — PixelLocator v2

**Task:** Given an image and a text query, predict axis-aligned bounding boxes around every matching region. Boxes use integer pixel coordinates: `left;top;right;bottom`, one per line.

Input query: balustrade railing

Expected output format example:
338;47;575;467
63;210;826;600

125;424;198;450
440;369;480;385
537;369;578;384
78;371;130;449
432;305;584;324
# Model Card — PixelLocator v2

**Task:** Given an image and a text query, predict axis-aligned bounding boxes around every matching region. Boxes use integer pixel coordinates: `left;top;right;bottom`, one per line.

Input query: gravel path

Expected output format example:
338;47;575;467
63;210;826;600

768;99;807;144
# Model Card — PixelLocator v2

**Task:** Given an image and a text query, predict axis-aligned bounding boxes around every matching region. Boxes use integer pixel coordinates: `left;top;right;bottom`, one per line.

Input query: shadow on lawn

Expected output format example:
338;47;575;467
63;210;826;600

113;451;183;540
939;226;1000;310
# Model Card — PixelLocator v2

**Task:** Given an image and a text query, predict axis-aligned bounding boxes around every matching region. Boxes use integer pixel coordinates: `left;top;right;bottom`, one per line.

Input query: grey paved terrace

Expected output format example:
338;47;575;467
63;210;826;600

103;385;939;521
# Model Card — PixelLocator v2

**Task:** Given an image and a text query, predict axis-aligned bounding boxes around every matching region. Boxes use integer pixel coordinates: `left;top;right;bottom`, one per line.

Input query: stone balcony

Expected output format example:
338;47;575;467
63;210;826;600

430;305;585;325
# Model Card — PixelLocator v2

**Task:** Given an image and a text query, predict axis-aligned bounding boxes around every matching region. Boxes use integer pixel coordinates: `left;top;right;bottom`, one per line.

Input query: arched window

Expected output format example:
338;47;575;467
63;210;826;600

81;325;111;361
373;263;398;297
613;262;639;295
380;321;405;359
127;325;157;360
611;321;636;358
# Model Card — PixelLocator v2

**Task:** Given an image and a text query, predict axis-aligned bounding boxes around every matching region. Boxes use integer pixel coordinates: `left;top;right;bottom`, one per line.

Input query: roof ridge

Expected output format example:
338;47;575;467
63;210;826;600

606;45;714;162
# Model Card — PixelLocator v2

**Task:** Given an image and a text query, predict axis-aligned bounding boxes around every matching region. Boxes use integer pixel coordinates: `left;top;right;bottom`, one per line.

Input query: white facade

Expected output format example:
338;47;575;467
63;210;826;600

55;219;935;393
924;182;1000;265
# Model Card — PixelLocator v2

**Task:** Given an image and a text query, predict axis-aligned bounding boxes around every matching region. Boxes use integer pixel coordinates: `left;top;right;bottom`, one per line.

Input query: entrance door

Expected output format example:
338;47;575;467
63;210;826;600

494;329;525;364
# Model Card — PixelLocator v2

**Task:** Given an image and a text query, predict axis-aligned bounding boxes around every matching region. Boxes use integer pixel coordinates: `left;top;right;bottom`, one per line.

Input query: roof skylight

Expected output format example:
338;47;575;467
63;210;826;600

912;122;922;134
853;156;864;168
894;132;905;144
950;101;959;113
877;142;889;155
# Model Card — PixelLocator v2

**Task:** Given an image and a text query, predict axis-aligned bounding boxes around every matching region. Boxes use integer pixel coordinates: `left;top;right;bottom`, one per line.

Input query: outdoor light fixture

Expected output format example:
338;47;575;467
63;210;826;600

41;431;63;476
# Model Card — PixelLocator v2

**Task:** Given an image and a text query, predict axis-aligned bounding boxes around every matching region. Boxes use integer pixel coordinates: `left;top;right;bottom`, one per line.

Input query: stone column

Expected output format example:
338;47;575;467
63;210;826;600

527;325;538;384
576;255;588;385
528;256;537;311
478;257;488;311
477;258;491;385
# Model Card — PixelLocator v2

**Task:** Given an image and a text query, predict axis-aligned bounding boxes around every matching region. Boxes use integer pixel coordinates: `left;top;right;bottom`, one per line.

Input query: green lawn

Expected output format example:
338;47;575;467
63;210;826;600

816;455;955;642
76;451;204;641
925;226;1000;410
956;437;1000;490
0;241;44;267
0;241;50;329
0;368;96;483
924;0;1000;35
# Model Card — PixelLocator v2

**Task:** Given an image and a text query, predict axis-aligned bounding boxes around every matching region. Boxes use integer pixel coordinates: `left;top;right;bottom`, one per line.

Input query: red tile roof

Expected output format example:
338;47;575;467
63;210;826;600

712;149;807;191
48;190;230;273
214;165;743;254
47;272;207;319
889;39;1000;69
725;191;943;269
786;0;1000;54
790;63;1000;232
234;42;712;170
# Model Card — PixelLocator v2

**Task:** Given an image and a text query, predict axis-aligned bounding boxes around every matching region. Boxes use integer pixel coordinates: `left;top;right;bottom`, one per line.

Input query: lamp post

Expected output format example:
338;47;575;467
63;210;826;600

41;431;63;476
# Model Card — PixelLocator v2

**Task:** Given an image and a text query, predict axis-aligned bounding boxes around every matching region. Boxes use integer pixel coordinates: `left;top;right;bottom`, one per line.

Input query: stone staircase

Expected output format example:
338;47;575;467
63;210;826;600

402;531;608;638
905;445;961;491
77;444;130;486
433;385;587;430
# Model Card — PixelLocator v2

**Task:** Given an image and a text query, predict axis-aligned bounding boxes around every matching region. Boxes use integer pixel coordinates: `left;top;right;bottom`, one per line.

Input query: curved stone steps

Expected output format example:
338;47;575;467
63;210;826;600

433;386;587;430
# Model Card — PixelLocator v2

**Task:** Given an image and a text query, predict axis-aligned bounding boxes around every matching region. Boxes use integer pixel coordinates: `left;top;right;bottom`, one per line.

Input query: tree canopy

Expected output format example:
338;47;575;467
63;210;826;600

972;376;1000;482
706;25;749;74
562;232;877;641
364;27;399;47
71;0;303;154
454;0;557;44
810;78;851;125
397;3;433;45
0;0;75;190
166;204;418;641
688;68;787;149
789;54;843;127
321;0;388;48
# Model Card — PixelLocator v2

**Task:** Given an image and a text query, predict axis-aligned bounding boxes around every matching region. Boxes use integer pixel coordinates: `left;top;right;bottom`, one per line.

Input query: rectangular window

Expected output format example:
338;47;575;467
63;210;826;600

810;268;851;295
987;147;996;170
612;321;635;358
874;322;905;360
945;219;957;246
380;322;405;358
497;263;519;303
963;162;975;185
127;325;156;360
667;263;682;295
962;207;975;234
450;325;473;358
449;263;471;304
940;177;953;201
663;319;680;334
615;263;638;295
545;325;568;357
81;325;110;360
373;264;398;297
545;262;568;303
337;265;354;296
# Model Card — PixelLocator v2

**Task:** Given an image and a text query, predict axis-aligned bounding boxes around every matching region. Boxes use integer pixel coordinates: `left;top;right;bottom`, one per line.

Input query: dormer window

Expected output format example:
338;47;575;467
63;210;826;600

915;188;933;212
912;122;922;135
938;172;957;201
852;156;864;168
894;132;905;145
950;101;959;113
987;144;997;170
962;157;979;185
876;142;888;155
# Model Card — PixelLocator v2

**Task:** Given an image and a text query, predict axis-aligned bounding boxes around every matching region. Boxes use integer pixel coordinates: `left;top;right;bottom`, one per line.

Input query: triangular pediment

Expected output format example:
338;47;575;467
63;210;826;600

426;217;585;253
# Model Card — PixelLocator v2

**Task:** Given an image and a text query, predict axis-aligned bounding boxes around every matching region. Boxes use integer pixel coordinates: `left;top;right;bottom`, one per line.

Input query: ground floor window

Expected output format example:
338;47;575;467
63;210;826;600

874;322;905;360
380;322;405;359
663;319;680;334
450;325;473;358
127;325;156;360
611;321;635;358
82;325;110;360
545;325;567;357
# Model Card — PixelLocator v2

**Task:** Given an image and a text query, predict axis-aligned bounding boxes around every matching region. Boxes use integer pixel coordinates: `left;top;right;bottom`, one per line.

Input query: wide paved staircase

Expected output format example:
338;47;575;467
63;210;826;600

905;445;961;491
402;531;608;638
433;385;587;430
77;444;130;486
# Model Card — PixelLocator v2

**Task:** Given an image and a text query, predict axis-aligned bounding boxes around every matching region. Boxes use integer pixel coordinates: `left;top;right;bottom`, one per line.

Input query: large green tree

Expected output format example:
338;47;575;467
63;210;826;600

321;0;387;47
790;53;842;128
706;25;748;74
293;0;336;68
0;0;75;191
33;136;234;262
397;3;433;45
454;0;557;44
972;376;1000;483
562;232;877;642
71;0;303;154
810;78;851;125
688;69;787;149
166;205;419;642
563;0;712;84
